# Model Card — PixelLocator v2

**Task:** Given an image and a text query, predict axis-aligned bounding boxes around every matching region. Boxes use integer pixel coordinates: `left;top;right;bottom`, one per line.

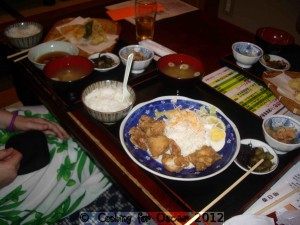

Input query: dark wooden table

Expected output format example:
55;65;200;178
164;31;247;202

1;1;300;223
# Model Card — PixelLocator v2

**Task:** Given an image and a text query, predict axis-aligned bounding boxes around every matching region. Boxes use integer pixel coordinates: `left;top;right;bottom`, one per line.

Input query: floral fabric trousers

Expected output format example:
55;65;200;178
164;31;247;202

0;106;111;224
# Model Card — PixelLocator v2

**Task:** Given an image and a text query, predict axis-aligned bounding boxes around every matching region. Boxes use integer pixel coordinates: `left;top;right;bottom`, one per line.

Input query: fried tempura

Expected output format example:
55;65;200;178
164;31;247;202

60;24;85;39
91;19;108;45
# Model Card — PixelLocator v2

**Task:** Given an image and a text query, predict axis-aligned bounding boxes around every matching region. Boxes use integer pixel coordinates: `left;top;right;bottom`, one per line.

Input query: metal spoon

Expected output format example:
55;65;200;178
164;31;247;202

122;53;134;101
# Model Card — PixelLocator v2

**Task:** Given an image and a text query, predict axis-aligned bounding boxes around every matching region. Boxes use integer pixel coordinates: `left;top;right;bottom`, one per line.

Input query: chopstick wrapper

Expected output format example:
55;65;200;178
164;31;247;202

139;40;176;60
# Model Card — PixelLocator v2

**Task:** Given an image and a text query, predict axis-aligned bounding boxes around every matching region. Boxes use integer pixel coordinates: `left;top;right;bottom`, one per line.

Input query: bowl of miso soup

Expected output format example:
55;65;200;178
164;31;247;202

43;55;93;90
28;41;79;70
157;54;204;87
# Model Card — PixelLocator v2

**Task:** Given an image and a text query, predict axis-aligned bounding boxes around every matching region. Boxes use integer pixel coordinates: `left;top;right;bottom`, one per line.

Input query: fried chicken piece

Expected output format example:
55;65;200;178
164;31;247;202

138;115;154;130
169;139;181;155
129;127;148;150
138;115;166;137
188;146;221;171
147;135;169;159
162;154;189;173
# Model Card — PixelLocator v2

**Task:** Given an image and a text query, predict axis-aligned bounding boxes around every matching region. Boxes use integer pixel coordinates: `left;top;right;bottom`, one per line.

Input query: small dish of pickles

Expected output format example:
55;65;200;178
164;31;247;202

259;54;290;71
234;139;279;175
88;52;120;72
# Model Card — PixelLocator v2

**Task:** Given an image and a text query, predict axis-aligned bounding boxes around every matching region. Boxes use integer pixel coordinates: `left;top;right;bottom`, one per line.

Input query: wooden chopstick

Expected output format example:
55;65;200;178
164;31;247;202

14;54;28;63
7;36;66;61
254;187;300;215
185;159;264;225
7;47;31;59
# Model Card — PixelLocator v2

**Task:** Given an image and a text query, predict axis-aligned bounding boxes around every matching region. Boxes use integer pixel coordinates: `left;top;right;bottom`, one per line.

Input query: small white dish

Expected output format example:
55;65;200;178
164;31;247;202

259;54;290;71
234;139;278;175
88;52;120;72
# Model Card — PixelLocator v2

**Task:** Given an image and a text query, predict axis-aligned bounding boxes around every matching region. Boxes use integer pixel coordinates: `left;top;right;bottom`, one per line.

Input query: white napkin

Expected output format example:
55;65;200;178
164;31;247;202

264;72;296;101
138;39;176;59
56;17;119;55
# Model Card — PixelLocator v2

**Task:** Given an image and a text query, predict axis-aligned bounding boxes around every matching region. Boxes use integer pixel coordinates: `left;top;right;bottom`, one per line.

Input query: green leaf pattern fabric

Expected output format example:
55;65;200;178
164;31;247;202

0;106;111;224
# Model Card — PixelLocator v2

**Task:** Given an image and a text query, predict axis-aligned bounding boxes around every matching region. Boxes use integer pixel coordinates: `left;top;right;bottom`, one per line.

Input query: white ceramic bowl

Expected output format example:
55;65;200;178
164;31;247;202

232;42;263;68
262;115;300;154
259;54;290;71
119;45;154;74
88;52;120;72
234;139;278;175
224;214;275;225
4;21;43;49
28;41;79;70
82;80;136;124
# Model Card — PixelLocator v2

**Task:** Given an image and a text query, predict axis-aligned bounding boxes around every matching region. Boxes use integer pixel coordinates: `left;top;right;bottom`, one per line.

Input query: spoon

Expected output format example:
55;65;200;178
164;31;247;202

122;53;134;101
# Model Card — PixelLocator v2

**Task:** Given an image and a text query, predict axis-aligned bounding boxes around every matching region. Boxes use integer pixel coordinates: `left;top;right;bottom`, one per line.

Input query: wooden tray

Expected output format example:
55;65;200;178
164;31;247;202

263;70;300;115
43;18;121;57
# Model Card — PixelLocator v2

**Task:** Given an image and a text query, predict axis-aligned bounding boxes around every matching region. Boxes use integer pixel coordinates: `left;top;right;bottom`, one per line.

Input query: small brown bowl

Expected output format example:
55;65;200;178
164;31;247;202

157;54;204;87
43;55;94;90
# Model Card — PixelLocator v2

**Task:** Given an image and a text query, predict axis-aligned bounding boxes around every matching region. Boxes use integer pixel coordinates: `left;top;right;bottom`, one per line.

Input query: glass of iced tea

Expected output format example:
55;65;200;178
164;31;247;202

135;0;157;41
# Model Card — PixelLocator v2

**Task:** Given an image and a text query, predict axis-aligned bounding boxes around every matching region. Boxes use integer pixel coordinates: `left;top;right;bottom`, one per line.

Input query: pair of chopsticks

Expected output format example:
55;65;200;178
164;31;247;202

6;36;66;63
254;187;300;215
185;159;264;225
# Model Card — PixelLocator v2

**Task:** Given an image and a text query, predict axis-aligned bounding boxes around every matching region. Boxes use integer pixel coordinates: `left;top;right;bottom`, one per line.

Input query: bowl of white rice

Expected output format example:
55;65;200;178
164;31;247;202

4;21;43;49
82;80;136;124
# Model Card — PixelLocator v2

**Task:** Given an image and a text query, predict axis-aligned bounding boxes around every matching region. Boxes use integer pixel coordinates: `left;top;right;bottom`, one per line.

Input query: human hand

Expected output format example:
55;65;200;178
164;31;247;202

14;116;70;139
0;148;22;189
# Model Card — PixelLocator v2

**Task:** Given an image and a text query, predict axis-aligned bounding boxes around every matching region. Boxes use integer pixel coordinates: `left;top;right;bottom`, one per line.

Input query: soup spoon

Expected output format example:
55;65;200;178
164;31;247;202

122;53;134;101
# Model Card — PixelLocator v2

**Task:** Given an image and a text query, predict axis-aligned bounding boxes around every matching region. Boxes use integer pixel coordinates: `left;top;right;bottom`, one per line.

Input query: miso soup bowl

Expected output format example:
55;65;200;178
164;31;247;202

43;55;94;90
157;54;204;87
28;41;79;70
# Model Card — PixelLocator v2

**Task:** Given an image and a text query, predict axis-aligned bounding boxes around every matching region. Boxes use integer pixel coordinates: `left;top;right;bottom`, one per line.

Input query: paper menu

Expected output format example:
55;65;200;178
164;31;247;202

202;67;300;122
243;160;300;216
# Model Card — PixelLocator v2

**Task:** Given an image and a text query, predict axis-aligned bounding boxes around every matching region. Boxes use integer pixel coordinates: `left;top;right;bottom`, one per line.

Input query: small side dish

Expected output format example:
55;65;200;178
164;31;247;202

119;45;154;74
259;54;290;71
262;115;300;154
232;42;263;68
88;53;120;72
235;139;278;175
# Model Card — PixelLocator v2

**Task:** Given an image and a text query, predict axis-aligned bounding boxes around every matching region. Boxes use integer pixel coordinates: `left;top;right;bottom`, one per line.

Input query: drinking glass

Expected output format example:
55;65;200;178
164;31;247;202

135;0;157;41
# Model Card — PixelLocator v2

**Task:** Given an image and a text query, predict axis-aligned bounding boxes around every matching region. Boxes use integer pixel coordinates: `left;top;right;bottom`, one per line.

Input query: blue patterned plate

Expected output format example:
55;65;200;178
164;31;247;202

119;96;240;181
